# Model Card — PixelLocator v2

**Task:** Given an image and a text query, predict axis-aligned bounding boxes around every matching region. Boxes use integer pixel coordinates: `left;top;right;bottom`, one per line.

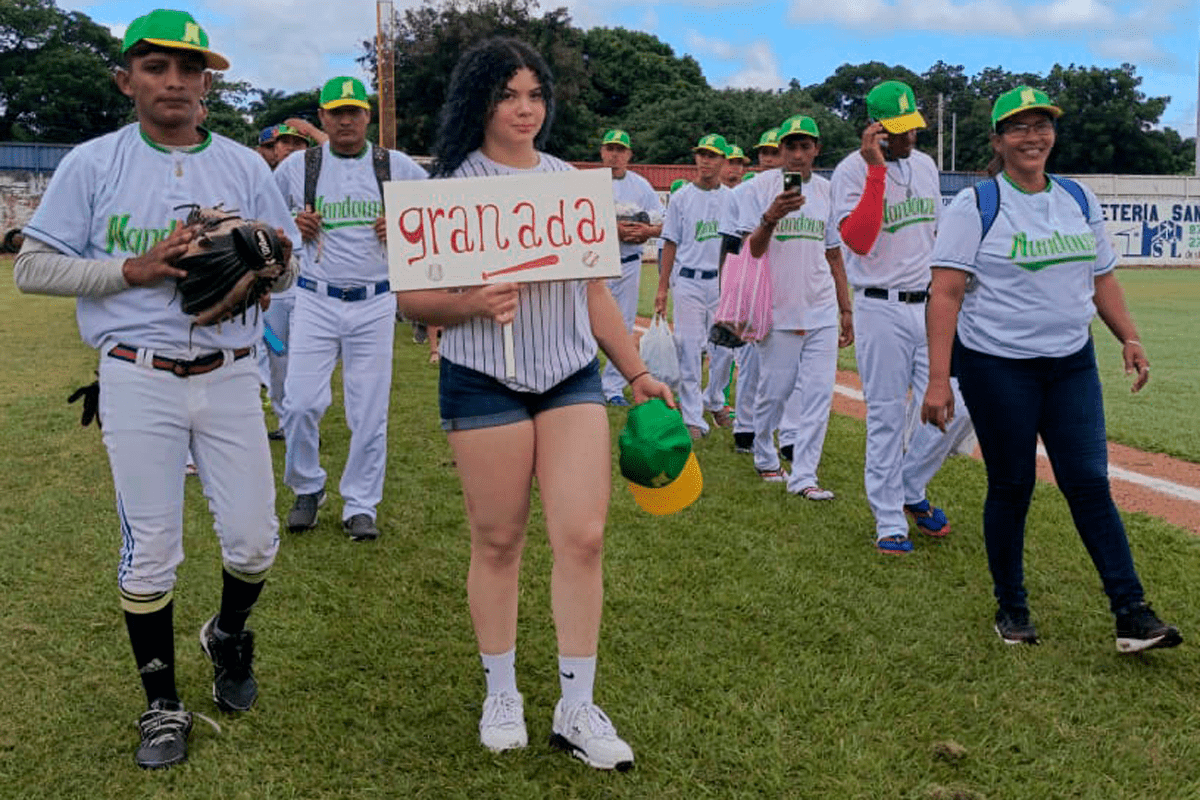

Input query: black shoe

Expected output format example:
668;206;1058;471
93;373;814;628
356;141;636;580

733;432;754;454
135;698;193;769
267;428;284;441
1115;601;1182;653
994;607;1039;645
287;489;325;531
199;615;258;711
779;444;794;463
344;513;380;542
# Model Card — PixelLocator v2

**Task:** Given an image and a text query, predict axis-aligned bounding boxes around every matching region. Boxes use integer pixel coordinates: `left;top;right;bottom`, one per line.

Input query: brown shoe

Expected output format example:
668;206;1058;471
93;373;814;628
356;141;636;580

710;406;733;428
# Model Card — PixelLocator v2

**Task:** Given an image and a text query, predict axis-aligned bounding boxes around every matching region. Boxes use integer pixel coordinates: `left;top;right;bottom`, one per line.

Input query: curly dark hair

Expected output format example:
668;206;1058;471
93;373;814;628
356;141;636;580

431;37;556;177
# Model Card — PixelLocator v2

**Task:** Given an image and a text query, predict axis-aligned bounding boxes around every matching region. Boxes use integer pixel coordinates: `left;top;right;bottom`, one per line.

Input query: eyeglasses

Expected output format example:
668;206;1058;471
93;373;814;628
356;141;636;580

1002;120;1055;137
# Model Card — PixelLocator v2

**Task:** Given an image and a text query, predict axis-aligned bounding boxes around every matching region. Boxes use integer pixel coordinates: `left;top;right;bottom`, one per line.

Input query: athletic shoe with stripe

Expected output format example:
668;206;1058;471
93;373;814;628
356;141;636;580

1115;601;1182;653
135;699;194;769
479;691;527;753
904;499;951;536
994;607;1039;645
876;534;913;554
758;468;786;483
199;615;258;711
550;699;634;771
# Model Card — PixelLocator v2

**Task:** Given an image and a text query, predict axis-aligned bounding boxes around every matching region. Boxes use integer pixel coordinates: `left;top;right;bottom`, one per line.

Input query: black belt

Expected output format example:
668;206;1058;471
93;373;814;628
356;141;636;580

620;253;641;264
863;287;928;303
297;276;391;302
679;268;718;280
108;344;252;377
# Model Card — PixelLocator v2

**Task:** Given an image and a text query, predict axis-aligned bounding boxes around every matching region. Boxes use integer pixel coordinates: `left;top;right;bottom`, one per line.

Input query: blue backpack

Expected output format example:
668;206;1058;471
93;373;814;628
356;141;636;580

973;175;1090;240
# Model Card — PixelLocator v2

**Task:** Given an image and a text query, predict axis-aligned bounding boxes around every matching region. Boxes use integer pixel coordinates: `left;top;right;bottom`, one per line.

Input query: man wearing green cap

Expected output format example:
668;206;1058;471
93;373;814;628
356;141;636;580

721;144;750;188
598;129;664;405
830;79;972;553
655;133;733;438
274;76;427;542
14;8;301;769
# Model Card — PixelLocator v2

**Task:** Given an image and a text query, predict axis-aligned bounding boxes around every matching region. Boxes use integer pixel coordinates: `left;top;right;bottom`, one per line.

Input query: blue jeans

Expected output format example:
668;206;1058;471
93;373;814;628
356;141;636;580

955;337;1144;614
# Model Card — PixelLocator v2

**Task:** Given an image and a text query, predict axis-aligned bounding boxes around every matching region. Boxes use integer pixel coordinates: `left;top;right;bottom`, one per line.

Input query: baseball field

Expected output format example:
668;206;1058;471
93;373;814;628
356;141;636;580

2;255;1198;798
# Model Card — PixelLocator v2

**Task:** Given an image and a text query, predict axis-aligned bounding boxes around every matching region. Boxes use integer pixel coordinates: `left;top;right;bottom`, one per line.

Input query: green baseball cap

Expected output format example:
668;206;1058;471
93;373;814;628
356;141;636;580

726;144;750;163
669;178;687;194
602;129;632;149
320;76;370;110
122;9;229;71
693;133;729;156
778;114;820;140
992;86;1063;129
754;128;781;150
273;123;310;144
619;398;703;515
741;171;756;182
866;80;926;134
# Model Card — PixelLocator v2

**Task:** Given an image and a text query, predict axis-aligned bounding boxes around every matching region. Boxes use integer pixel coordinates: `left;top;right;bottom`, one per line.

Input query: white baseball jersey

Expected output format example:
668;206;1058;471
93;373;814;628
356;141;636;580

932;175;1114;359
661;182;731;273
24;123;300;356
739;170;840;331
275;143;427;285
830;150;940;290
719;180;754;238
612;169;664;261
438;150;598;394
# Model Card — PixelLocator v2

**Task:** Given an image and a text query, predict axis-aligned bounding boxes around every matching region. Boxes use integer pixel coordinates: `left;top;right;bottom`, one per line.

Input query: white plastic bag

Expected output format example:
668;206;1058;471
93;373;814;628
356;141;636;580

639;313;681;393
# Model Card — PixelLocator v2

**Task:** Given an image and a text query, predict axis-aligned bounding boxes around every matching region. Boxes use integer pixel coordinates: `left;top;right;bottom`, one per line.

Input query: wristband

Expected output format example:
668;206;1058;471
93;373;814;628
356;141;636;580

1123;339;1142;347
627;370;650;385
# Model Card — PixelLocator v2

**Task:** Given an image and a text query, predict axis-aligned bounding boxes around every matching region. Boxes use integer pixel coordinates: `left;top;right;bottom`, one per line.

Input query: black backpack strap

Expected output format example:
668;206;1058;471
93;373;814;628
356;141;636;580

371;144;391;203
303;146;323;211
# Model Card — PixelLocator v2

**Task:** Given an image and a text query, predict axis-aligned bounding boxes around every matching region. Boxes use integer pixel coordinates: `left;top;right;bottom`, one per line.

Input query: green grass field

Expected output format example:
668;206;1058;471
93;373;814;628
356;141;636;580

2;257;1199;799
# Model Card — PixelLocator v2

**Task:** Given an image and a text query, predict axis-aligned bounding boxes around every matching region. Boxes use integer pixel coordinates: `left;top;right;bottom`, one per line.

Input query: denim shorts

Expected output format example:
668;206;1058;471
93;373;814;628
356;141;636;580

438;357;604;431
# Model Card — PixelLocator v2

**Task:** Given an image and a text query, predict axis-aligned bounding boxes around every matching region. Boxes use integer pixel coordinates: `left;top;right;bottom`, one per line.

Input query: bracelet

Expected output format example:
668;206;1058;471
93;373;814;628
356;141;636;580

627;370;651;385
1123;339;1142;347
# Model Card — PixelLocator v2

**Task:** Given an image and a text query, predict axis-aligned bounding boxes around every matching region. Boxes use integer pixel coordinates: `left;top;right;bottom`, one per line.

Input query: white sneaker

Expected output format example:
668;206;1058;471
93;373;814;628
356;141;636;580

479;692;527;753
550;699;634;771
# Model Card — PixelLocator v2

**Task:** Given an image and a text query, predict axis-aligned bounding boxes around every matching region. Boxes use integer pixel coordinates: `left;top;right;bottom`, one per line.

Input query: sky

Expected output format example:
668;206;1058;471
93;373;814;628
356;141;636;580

60;0;1198;139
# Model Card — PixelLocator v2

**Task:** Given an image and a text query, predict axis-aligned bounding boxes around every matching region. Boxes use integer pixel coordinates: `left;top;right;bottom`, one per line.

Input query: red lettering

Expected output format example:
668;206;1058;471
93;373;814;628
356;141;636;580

448;205;474;254
574;197;604;244
512;201;543;248
476;203;509;252
427;207;447;255
546;198;573;248
398;206;427;266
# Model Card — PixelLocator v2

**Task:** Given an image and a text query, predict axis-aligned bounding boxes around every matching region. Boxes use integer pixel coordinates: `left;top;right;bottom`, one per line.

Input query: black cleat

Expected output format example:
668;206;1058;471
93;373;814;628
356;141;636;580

135;698;193;769
994;607;1039;645
287;489;325;531
1115;601;1182;653
343;513;380;542
199;615;258;711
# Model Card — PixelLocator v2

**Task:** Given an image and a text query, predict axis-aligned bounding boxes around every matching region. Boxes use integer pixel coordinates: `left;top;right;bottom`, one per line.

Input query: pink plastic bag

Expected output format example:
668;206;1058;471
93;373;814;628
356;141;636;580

714;247;772;342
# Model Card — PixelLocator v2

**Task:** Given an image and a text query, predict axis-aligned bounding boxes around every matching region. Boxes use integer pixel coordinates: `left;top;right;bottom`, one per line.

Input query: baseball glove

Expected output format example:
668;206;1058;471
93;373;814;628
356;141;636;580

174;205;286;326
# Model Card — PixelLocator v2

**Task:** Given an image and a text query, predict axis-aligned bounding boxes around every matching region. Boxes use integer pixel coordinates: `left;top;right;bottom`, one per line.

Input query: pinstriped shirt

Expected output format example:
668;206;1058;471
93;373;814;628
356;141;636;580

438;150;598;393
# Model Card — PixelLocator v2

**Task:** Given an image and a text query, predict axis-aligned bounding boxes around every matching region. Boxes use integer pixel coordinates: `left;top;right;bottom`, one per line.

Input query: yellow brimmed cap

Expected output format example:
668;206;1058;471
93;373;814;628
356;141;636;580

123;9;229;71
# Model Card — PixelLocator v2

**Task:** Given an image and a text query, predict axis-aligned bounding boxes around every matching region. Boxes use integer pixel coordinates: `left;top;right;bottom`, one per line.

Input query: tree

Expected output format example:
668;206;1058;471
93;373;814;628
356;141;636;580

0;0;127;142
579;27;707;121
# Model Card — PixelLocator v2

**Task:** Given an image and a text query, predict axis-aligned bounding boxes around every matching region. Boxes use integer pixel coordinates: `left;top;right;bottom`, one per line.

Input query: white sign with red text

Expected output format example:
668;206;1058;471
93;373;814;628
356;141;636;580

385;169;621;290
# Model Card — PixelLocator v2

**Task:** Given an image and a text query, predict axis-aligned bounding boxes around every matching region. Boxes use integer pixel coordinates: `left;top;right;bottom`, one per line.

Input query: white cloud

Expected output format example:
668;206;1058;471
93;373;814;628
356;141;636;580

684;32;785;90
790;0;1117;34
1091;35;1181;69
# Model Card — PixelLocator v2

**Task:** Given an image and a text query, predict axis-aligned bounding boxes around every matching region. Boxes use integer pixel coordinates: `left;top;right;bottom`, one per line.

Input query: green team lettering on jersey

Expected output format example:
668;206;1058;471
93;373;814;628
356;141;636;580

881;196;936;234
315;195;384;230
1008;230;1098;272
104;214;177;256
774;215;825;242
693;219;720;242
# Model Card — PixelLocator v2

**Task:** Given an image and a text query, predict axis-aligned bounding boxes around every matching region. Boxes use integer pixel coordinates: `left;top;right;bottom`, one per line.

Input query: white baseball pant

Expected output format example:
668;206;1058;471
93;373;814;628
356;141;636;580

670;272;720;432
600;255;643;398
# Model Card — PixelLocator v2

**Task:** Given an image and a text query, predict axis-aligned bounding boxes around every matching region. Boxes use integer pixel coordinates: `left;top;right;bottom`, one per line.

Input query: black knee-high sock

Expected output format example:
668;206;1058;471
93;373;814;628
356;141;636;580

217;570;266;635
124;602;177;706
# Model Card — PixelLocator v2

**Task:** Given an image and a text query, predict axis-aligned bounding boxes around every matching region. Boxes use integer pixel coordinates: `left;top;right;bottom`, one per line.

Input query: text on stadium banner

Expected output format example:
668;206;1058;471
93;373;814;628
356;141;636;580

384;169;622;290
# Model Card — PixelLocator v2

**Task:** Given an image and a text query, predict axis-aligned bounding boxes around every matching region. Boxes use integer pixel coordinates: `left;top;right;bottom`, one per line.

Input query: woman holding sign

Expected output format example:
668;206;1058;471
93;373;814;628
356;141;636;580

395;37;673;771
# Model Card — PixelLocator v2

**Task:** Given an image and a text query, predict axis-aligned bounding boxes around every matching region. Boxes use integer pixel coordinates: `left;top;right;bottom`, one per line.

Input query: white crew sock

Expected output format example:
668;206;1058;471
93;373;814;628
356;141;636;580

558;654;596;707
480;649;518;696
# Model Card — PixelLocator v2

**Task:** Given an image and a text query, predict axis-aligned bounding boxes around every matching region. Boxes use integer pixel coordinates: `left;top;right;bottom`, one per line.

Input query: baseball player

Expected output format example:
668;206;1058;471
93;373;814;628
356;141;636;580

14;9;299;769
741;115;853;489
274;76;427;541
830;80;973;553
655;133;733;438
721;144;750;188
597;129;664;405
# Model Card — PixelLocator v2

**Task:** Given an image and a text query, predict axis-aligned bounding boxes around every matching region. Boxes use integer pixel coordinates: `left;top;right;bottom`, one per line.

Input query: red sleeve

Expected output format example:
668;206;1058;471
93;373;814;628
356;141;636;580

838;164;888;255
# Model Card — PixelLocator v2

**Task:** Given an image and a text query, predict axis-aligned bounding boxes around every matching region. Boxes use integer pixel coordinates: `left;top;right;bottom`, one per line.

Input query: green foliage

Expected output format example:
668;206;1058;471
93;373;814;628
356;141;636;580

0;0;127;142
203;76;256;144
249;87;322;132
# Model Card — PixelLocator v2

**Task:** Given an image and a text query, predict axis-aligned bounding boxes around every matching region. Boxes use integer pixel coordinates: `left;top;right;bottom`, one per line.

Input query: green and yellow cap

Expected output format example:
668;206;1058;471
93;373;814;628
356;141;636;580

669;178;687;194
122;9;229;71
619;398;703;515
778;114;820;140
726;144;750;163
754;128;781;150
991;85;1063;129
273;123;310;143
320;76;370;110
602;129;632;149
866;80;926;134
693;133;729;156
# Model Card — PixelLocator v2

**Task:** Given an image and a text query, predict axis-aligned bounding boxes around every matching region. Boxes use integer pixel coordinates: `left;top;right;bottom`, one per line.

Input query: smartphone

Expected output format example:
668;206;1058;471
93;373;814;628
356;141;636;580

783;171;804;195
